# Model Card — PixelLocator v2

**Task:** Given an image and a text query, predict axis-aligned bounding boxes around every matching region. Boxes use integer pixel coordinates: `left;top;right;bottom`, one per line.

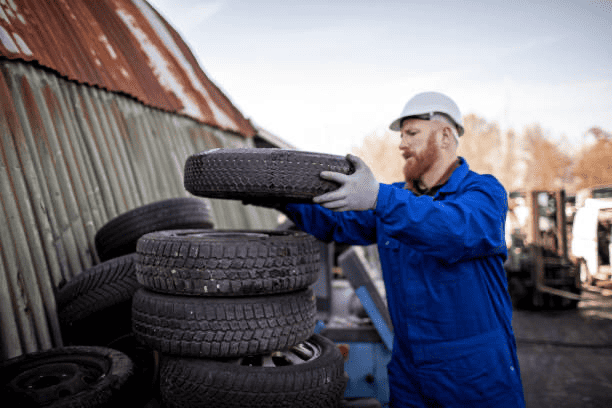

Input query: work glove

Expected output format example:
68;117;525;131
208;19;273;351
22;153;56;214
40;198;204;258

313;154;380;212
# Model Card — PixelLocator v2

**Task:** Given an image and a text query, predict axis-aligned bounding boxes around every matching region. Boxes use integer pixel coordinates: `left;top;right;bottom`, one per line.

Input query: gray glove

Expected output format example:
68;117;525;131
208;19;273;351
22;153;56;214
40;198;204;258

313;154;380;212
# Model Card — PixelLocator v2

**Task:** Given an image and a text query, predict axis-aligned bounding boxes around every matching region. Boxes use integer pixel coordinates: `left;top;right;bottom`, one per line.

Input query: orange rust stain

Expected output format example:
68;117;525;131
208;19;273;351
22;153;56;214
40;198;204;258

20;76;54;163
0;0;255;138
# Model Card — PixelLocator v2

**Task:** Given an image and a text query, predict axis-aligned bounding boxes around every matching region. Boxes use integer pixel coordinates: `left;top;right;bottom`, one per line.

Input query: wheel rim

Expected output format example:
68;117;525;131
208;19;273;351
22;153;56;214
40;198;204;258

215;339;321;368
7;356;109;404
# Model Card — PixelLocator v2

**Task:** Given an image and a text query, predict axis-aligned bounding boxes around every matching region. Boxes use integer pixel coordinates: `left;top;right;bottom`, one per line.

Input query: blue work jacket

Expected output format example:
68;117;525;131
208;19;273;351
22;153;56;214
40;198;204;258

285;158;525;407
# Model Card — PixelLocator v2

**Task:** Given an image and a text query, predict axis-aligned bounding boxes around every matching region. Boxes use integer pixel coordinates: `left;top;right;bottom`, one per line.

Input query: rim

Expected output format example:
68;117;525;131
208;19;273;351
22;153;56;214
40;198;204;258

214;339;321;368
7;356;108;404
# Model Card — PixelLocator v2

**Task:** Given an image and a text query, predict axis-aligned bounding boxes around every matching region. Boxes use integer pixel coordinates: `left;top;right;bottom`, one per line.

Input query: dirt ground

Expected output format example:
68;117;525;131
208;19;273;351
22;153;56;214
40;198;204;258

513;291;612;408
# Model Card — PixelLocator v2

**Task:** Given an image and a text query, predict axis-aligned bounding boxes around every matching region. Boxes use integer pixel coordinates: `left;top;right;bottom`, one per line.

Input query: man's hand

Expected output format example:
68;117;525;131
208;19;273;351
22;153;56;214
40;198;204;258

313;154;379;212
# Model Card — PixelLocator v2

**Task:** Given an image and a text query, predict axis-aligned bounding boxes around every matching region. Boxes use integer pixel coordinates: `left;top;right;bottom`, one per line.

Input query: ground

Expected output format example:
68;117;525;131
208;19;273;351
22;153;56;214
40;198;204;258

513;291;612;408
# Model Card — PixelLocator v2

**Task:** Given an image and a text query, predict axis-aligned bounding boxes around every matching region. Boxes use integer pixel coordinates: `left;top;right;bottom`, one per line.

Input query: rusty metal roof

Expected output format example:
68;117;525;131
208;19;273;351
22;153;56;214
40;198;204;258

0;0;255;137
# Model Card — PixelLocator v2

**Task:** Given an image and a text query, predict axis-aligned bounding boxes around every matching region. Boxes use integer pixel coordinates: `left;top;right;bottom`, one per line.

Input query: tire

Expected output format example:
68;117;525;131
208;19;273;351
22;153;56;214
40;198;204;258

159;334;348;408
341;398;383;408
106;334;160;406
132;287;316;358
56;254;140;346
0;346;134;408
95;197;214;262
183;148;354;202
136;229;320;296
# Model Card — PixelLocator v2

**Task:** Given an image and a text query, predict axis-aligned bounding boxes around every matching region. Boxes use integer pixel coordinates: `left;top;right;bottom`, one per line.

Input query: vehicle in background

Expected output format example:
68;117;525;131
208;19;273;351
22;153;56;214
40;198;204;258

571;184;612;292
505;190;581;310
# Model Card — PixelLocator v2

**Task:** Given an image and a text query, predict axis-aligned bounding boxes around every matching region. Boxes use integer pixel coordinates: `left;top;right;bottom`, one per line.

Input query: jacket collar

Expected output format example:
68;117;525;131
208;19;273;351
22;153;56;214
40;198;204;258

437;157;469;195
405;157;467;197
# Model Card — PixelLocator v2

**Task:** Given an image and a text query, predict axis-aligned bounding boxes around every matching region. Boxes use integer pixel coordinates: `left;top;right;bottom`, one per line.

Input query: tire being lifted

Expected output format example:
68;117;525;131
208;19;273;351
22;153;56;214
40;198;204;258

95;197;214;262
136;229;321;296
183;148;354;202
132;287;316;358
158;334;347;408
0;346;134;408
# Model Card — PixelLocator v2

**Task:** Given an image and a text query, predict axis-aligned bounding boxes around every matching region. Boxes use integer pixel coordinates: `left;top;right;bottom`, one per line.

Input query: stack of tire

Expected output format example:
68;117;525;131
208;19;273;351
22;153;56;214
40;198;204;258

131;229;348;407
126;148;354;408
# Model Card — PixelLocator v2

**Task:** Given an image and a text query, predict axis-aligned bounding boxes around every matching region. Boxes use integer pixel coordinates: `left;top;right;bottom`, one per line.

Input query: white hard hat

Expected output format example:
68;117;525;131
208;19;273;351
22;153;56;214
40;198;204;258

389;91;464;136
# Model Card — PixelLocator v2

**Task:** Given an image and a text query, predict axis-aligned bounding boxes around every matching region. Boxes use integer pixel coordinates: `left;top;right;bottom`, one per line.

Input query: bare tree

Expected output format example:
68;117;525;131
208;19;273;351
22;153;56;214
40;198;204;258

352;130;404;184
522;125;572;190
573;127;612;189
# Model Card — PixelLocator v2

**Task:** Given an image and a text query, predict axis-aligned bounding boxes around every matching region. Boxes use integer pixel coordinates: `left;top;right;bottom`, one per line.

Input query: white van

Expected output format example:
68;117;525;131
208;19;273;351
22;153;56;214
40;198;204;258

571;198;612;283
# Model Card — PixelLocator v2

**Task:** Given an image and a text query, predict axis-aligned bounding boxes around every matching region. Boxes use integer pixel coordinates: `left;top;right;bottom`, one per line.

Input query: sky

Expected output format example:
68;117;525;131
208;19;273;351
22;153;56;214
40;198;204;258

147;0;612;156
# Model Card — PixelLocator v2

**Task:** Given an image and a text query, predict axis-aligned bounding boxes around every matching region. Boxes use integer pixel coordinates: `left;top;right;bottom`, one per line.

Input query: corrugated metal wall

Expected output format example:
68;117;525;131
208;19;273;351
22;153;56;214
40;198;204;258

0;60;279;360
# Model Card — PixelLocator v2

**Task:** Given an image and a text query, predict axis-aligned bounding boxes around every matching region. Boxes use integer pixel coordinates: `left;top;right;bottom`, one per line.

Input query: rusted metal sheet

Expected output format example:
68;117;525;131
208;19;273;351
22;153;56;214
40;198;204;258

0;60;280;360
0;0;255;138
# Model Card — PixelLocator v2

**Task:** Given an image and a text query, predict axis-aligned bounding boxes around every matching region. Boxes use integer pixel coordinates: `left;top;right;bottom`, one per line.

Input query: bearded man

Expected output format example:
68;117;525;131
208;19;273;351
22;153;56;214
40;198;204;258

250;92;525;407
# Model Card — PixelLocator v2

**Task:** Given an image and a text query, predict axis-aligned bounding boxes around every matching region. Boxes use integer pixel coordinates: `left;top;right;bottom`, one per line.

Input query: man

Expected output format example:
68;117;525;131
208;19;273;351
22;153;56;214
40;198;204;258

280;92;526;407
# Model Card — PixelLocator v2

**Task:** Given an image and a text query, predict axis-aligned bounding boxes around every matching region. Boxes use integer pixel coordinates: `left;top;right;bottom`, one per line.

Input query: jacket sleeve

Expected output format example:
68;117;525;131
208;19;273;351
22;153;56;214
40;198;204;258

284;203;377;246
375;177;508;264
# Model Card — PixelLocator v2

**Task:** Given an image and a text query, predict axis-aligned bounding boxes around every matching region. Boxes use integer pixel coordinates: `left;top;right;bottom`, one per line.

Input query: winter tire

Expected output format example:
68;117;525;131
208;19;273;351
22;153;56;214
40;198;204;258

132;287;316;358
0;346;134;408
183;148;354;202
95;197;214;262
56;254;139;346
136;229;320;296
159;334;348;408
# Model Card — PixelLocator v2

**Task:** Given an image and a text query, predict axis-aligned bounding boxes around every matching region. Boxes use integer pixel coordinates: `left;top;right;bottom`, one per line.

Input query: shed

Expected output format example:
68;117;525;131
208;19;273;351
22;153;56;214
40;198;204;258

0;0;284;360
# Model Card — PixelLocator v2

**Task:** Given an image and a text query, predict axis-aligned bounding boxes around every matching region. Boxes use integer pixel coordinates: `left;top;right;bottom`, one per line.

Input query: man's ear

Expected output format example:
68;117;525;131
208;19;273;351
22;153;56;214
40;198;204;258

440;126;454;149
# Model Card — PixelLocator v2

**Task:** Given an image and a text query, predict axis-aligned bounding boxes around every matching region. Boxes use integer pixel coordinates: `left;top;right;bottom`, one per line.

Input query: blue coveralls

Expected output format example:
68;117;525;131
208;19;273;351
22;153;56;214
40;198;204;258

284;158;526;407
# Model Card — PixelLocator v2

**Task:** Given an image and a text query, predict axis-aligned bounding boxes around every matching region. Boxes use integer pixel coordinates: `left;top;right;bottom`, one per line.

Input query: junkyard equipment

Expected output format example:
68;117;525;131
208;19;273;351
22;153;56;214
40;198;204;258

505;190;581;309
571;185;612;293
314;244;392;407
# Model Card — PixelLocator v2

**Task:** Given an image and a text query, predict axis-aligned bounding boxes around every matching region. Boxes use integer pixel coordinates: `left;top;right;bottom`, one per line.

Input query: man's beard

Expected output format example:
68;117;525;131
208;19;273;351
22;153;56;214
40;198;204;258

403;131;439;183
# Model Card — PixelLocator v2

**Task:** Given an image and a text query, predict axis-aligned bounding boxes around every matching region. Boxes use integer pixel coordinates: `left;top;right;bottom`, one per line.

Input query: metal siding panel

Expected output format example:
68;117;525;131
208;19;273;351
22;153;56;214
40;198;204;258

0;251;23;359
89;88;137;211
0;60;282;360
69;85;120;220
79;86;129;216
1;68;73;285
58;81;109;228
43;80;102;260
0;70;69;289
24;68;94;272
109;99;148;206
0;125;56;353
15;71;86;278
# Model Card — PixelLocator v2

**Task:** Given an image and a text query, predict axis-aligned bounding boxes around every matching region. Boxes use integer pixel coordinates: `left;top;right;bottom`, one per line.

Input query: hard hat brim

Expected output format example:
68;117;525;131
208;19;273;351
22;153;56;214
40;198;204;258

388;115;464;136
389;117;404;132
